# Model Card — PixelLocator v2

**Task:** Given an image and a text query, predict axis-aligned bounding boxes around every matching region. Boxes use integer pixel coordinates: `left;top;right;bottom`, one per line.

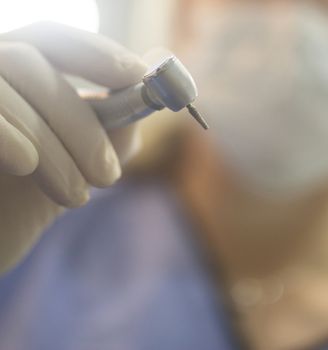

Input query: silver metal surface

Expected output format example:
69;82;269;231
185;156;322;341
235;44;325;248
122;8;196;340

80;54;209;130
186;104;209;130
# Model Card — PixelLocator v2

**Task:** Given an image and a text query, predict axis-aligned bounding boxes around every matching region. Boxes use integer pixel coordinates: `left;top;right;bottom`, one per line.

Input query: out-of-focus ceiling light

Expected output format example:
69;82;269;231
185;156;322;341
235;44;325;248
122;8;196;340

0;0;99;33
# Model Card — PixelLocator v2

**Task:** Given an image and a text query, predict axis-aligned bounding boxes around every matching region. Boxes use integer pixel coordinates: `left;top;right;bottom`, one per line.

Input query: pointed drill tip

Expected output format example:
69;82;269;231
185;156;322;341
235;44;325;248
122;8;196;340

186;104;209;130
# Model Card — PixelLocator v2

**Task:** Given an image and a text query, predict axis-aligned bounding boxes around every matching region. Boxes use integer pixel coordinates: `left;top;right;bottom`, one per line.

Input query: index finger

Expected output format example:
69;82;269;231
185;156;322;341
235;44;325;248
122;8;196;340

0;21;147;89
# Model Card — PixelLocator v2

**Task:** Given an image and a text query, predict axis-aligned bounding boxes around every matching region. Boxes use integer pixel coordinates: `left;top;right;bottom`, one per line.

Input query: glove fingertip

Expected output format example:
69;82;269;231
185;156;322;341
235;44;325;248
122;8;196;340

103;54;147;89
119;54;148;82
0;116;39;176
13;144;39;176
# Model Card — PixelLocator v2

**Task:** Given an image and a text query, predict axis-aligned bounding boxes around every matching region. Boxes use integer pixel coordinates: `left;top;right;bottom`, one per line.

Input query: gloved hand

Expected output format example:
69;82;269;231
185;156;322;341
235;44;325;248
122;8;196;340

0;22;147;274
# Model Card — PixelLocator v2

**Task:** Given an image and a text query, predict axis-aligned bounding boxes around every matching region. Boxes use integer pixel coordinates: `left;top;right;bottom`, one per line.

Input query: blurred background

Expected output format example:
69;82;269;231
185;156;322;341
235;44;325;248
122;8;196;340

3;1;328;350
0;0;176;49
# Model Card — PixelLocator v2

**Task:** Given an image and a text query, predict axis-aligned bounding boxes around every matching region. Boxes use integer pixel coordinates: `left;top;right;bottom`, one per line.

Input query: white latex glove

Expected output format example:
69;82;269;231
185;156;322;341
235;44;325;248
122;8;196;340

0;22;147;274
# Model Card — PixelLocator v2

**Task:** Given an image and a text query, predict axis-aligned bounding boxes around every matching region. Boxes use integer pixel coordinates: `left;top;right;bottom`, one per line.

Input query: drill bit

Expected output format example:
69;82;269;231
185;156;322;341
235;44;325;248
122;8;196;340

186;104;209;130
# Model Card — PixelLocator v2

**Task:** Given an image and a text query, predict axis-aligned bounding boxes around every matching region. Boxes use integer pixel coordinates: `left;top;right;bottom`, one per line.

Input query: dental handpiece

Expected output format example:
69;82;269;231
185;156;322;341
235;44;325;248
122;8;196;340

78;55;208;130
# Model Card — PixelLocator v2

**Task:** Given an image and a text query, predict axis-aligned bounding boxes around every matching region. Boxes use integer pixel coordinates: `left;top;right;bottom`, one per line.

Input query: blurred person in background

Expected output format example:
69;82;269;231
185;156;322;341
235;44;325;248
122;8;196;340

139;0;328;348
2;1;328;350
166;0;328;349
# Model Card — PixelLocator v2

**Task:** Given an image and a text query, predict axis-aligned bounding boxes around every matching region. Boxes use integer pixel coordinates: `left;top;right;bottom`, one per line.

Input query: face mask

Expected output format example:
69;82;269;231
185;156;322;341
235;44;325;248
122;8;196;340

187;4;328;199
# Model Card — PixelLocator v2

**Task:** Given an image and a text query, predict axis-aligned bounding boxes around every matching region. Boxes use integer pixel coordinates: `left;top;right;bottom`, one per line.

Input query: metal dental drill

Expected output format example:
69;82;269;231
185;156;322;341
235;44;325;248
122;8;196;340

78;55;208;130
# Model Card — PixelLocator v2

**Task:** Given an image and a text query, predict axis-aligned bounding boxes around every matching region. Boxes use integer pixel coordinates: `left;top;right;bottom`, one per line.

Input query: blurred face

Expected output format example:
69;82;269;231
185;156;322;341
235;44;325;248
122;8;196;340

176;1;328;202
171;0;328;277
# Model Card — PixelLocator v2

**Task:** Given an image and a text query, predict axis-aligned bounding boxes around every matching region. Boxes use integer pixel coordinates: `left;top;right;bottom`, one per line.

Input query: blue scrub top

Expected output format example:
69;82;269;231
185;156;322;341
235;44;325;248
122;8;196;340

0;180;238;350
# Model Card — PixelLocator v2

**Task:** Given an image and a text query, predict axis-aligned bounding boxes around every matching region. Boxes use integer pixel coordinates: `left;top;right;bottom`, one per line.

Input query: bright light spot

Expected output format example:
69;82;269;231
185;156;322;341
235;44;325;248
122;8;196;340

0;0;99;33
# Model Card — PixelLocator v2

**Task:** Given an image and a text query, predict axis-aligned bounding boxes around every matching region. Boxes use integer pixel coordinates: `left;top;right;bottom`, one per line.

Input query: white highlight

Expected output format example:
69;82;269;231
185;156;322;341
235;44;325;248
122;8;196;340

0;0;99;33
